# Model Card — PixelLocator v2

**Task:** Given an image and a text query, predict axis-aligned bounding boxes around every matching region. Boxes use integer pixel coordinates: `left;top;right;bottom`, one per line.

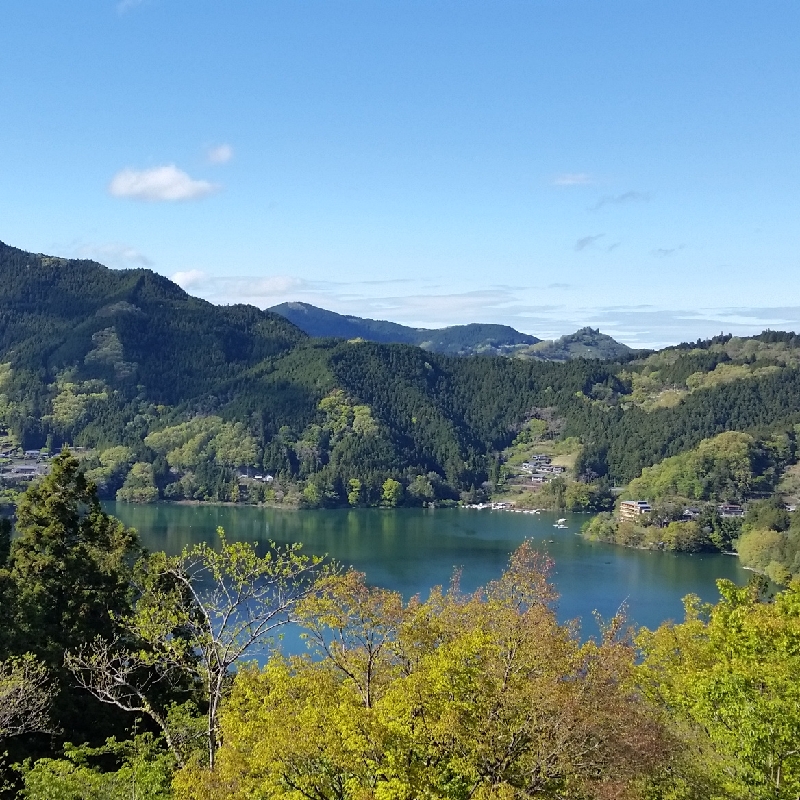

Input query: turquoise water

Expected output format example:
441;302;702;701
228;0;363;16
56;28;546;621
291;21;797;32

106;503;749;634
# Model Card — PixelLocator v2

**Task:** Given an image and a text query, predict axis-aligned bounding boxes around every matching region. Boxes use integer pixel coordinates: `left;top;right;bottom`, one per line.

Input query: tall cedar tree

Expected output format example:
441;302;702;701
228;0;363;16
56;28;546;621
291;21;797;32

4;450;140;748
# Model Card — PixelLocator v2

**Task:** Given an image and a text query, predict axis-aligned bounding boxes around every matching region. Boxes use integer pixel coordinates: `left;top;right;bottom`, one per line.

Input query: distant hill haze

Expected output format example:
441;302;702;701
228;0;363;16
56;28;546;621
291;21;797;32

269;301;632;361
268;301;538;355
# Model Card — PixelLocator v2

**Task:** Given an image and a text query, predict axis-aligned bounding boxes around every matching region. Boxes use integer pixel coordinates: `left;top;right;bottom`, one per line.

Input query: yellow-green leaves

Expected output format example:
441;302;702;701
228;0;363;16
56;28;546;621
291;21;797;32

145;417;258;470
0;654;54;742
178;542;673;799
638;581;800;799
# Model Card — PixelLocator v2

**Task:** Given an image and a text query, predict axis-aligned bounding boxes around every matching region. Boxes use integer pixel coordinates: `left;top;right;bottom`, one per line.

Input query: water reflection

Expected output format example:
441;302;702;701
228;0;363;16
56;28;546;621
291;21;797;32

105;503;748;634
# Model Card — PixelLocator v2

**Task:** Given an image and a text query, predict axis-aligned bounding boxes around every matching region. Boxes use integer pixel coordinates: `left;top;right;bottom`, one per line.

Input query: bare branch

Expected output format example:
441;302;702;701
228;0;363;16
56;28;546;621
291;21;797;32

0;655;56;740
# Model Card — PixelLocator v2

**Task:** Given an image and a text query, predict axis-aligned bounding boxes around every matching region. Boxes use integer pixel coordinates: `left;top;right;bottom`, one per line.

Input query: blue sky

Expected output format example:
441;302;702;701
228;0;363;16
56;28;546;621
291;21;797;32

2;1;799;347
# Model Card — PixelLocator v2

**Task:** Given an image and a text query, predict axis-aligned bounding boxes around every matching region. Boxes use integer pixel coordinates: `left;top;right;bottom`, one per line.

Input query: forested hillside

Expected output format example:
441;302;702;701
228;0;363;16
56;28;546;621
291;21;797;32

4;242;800;527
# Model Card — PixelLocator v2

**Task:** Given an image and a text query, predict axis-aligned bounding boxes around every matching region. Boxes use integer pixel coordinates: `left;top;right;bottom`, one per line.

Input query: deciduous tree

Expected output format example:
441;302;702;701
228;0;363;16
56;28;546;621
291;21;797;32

68;529;331;770
639;580;800;799
175;543;674;799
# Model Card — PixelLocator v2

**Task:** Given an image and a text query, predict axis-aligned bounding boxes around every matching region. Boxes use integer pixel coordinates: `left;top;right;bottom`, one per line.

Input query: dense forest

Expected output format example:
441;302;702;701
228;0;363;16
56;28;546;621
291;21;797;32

1;454;799;799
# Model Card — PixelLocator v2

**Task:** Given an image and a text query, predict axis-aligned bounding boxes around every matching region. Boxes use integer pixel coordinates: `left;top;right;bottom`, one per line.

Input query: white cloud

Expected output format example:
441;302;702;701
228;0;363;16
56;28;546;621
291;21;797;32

552;172;593;186
207;144;234;164
171;269;209;289
109;165;217;202
73;242;153;268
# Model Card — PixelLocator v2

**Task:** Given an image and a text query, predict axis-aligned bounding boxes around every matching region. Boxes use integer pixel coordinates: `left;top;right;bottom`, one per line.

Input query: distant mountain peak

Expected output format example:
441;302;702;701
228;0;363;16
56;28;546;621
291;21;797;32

269;302;632;360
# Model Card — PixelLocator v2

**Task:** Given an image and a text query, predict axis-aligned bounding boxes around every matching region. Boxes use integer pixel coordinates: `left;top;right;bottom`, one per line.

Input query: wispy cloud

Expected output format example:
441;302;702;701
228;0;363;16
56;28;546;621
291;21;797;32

165;267;800;349
207;144;234;164
109;165;217;202
64;242;153;268
590;191;650;211
552;172;593;186
170;271;309;299
652;244;686;258
117;0;146;13
606;242;621;252
575;234;604;251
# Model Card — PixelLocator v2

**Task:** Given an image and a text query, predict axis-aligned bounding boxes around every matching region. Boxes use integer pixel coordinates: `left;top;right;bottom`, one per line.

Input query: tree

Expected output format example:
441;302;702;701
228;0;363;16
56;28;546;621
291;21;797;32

67;529;332;770
0;518;10;566
347;478;362;507
174;543;675;799
639;580;800;799
381;477;403;507
3;450;140;748
7;450;139;660
116;462;159;503
0;655;54;742
20;735;174;800
565;480;591;511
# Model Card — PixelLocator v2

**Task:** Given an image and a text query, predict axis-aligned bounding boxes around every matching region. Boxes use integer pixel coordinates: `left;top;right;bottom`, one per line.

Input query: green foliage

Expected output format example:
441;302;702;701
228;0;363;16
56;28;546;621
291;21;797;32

625;431;788;504
582;513;714;553
0;451;141;783
174;544;673;799
6;241;800;507
6;451;139;663
564;480;613;512
0;518;9;566
380;477;403;507
524;326;633;361
639;581;800;799
145;417;257;471
67;529;331;770
20;735;174;800
736;500;800;584
5;461;800;800
83;445;135;496
116;462;159;503
0;655;54;742
346;478;362;506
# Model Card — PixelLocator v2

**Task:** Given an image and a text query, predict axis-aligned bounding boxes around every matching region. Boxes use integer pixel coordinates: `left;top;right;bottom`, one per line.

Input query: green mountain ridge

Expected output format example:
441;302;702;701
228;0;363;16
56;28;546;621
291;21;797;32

269;301;634;360
269;301;540;355
3;241;800;521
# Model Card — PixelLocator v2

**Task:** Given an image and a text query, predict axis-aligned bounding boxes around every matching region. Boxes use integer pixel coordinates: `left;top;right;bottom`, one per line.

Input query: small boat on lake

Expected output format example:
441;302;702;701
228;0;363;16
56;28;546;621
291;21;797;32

554;518;568;529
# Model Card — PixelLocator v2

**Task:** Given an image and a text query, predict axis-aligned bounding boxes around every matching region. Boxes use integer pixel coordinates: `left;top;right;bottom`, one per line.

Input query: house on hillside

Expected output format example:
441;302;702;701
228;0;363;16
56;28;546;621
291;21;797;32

718;503;744;518
619;500;652;521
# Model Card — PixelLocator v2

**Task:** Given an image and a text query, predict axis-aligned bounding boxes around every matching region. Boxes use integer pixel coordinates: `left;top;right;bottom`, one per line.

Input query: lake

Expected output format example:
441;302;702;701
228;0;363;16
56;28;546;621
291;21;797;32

105;502;749;634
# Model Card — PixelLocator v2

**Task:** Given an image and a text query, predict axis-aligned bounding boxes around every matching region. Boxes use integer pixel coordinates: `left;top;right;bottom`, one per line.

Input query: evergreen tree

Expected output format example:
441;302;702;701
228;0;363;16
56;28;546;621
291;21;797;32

5;449;140;748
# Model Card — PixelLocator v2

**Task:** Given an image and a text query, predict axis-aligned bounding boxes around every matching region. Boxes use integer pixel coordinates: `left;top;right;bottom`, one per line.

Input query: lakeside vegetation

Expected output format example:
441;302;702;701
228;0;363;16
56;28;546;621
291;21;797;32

4;241;800;582
2;453;800;799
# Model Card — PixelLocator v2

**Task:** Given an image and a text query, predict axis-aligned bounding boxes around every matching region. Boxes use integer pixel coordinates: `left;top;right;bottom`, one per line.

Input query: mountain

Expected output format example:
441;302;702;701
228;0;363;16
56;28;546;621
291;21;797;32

0;241;304;406
3;241;800;514
518;327;634;362
269;301;540;355
269;302;633;360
